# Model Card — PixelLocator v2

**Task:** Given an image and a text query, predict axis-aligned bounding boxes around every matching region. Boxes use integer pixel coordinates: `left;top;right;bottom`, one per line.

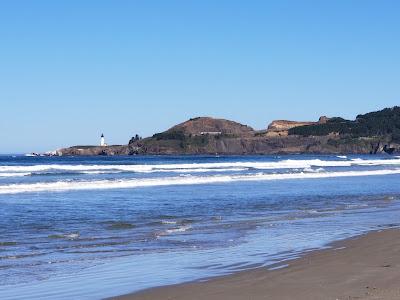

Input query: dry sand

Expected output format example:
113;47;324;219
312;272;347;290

113;229;400;300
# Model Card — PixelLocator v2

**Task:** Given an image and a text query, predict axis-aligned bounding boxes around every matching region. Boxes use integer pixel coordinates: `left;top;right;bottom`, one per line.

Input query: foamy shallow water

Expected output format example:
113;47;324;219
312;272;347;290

0;154;400;299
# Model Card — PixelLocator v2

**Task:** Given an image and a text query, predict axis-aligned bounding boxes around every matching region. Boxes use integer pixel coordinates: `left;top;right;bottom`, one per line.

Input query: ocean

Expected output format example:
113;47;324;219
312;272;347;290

1;154;400;299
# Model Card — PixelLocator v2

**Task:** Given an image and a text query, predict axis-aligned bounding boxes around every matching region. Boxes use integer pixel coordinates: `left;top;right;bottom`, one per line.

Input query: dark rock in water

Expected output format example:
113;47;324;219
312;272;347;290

383;145;395;155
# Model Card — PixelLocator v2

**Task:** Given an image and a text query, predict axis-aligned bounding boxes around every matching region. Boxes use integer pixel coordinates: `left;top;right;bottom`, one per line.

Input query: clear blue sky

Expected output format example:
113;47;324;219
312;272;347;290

1;0;399;153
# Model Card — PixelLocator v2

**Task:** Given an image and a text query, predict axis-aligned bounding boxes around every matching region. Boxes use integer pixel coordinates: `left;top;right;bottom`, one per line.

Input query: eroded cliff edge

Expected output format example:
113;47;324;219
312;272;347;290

56;107;400;156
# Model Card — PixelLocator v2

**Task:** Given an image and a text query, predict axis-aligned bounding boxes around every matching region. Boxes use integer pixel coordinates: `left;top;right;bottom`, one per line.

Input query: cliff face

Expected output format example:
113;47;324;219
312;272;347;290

265;116;330;137
266;120;315;137
57;135;397;156
56;109;400;156
127;135;395;155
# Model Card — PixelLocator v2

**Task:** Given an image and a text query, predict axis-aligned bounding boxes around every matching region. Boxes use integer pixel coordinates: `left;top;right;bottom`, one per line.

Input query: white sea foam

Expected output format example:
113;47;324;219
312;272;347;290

161;220;177;225
64;233;80;239
1;157;400;177
0;172;30;177
303;167;325;173
165;226;191;234
1;168;400;194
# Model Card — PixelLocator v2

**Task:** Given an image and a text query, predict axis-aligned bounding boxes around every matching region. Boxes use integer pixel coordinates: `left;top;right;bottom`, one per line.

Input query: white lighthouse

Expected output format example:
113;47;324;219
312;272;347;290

100;134;106;146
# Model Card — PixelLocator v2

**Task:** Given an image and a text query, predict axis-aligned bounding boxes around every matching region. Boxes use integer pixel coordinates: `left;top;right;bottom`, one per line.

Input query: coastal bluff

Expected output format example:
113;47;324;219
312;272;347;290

265;116;329;137
56;107;400;156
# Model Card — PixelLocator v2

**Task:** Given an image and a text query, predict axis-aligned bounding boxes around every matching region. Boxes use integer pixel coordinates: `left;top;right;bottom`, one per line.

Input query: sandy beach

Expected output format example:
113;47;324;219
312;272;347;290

115;228;400;300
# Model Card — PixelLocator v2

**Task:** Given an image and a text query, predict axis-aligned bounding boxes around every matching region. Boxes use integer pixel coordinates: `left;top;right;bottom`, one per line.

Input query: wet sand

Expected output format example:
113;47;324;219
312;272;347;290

113;228;400;300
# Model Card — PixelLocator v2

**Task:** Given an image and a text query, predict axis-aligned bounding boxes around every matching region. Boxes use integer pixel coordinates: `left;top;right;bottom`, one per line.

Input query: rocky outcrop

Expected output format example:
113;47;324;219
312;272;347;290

56;145;130;156
126;135;397;155
318;116;330;124
58;135;398;156
266;120;315;137
56;110;400;156
265;116;330;137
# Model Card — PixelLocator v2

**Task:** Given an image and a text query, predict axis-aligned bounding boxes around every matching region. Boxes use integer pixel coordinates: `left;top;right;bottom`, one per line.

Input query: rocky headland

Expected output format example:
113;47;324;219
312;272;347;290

55;107;400;156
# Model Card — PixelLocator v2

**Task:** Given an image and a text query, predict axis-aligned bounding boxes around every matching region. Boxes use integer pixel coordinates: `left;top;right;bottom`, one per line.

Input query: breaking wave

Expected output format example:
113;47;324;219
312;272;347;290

1;168;400;194
0;172;30;177
1;157;400;178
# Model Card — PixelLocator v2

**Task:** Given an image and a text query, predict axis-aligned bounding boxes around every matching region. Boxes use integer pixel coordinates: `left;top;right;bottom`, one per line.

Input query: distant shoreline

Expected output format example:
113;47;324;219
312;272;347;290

52;107;400;156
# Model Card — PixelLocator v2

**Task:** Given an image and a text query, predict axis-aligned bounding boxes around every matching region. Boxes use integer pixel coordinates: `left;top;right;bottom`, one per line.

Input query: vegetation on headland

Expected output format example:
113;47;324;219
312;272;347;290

289;107;400;141
152;130;186;141
57;106;400;156
128;134;142;144
151;130;210;149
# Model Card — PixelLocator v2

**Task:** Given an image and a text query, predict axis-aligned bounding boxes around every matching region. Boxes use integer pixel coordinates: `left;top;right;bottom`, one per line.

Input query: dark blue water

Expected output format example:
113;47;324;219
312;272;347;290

0;154;400;299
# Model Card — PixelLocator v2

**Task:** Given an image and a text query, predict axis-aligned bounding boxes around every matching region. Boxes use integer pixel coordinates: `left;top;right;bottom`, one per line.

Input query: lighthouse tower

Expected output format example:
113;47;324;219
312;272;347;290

100;134;106;146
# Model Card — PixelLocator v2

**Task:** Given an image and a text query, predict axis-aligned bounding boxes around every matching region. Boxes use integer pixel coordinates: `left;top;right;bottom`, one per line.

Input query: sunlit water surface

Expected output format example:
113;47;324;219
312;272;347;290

0;154;400;299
